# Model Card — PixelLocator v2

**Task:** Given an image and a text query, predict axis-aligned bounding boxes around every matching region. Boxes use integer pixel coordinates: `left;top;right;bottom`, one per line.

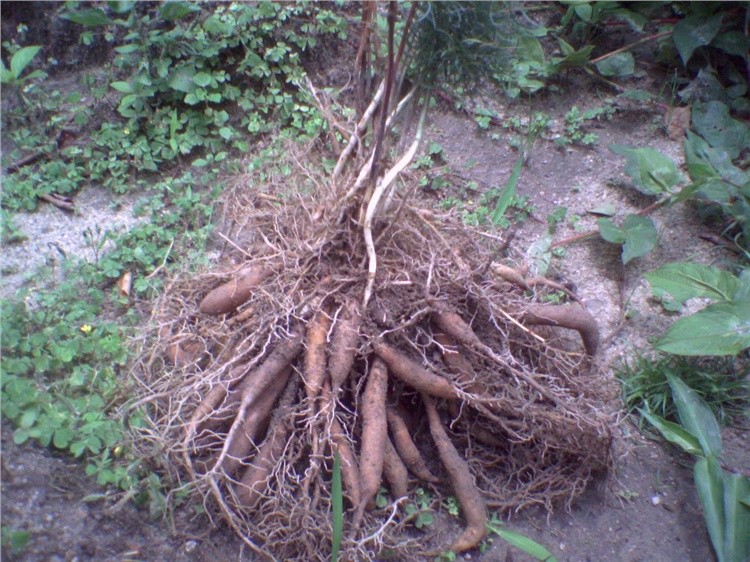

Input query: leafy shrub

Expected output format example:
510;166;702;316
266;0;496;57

70;1;346;176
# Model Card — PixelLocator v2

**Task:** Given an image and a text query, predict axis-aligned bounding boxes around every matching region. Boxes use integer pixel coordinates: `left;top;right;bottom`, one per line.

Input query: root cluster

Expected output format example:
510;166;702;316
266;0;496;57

132;144;615;561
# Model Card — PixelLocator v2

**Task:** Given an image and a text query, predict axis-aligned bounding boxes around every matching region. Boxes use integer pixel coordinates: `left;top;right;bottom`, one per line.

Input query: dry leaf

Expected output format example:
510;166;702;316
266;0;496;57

118;271;133;297
666;105;691;140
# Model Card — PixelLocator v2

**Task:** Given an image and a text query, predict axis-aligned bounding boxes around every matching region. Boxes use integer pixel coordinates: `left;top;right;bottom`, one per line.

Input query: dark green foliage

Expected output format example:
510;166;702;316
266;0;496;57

0;171;215;495
410;2;515;89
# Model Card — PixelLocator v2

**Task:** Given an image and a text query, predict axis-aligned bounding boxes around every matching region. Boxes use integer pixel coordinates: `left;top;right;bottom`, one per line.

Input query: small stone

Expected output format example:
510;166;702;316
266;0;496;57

651;495;661;506
185;540;198;553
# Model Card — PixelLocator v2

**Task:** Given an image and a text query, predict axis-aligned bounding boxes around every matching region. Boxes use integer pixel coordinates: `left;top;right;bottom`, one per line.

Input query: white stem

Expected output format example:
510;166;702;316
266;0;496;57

332;80;385;181
337;87;418;211
362;102;428;307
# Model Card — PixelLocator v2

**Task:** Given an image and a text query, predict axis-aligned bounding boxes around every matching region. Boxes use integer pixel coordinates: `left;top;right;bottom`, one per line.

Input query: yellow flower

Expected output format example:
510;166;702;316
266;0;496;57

80;324;93;334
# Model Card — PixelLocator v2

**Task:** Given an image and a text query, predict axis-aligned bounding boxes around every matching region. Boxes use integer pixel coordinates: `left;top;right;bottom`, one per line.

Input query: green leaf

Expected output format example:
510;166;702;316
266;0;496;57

610;145;683;195
639;410;703;455
734;269;750;302
672;13;723;65
587;203;616;217
168;67;195;93
595;52;634;77
597;217;625;243
53;427;74;448
551;41;594;69
13;428;30;444
682;131;749;187
492;156;523;225
723;473;750;562
692;101;750;160
110;81;133;93
61;8;113;27
10;46;42;79
7;529;30;552
19;408;38;429
107;1;136;14
159;1;201;21
712;31;750;58
193;72;212;87
644;263;740;304
598;215;657;263
114;44;140;54
667;374;722;458
0;65;14;84
694;456;726;561
490;526;558;561
655;301;750;356
331;452;343;562
574;3;592;22
527;234;552;276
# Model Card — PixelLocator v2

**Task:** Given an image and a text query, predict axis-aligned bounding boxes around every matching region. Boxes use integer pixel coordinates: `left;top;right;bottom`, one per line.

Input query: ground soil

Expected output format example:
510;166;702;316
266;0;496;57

2;17;749;562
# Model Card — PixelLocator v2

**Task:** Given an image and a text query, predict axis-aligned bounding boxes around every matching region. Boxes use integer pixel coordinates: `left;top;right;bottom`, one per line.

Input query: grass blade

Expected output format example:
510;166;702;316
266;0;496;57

492;155;523;225
667;373;723;457
331;452;343;562
639;410;703;455
488;523;558;561
695;456;726;562
722;472;750;562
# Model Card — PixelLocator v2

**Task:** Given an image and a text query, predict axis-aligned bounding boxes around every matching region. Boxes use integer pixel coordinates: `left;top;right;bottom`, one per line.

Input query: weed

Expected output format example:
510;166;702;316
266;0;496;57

0;209;27;244
555;104;615;149
617;355;748;428
405;487;435;529
1;526;30;557
443;496;460;517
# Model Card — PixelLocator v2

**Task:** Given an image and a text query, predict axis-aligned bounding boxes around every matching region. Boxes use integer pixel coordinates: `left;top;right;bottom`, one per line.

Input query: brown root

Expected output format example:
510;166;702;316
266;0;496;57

219;365;291;477
382;436;409;500
373;341;459;399
199;265;272;316
303;307;331;401
353;357;389;528
522;304;600;356
235;374;299;509
329;298;362;393
331;414;362;509
423;394;487;555
386;405;440;483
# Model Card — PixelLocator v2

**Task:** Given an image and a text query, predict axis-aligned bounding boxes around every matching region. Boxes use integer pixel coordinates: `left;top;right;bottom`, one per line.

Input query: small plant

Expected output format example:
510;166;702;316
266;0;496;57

443;496;460;517
405;487;435;529
0;44;45;88
642;375;750;562
555;104;615;148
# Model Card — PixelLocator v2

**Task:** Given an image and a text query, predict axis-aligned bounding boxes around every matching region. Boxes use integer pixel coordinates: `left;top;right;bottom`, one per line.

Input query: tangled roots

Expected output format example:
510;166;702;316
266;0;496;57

131;147;615;561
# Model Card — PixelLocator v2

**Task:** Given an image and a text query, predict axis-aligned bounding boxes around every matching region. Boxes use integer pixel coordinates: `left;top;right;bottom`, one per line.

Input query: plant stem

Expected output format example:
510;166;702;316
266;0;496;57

362;102;428;306
590;30;672;64
551;196;670;249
